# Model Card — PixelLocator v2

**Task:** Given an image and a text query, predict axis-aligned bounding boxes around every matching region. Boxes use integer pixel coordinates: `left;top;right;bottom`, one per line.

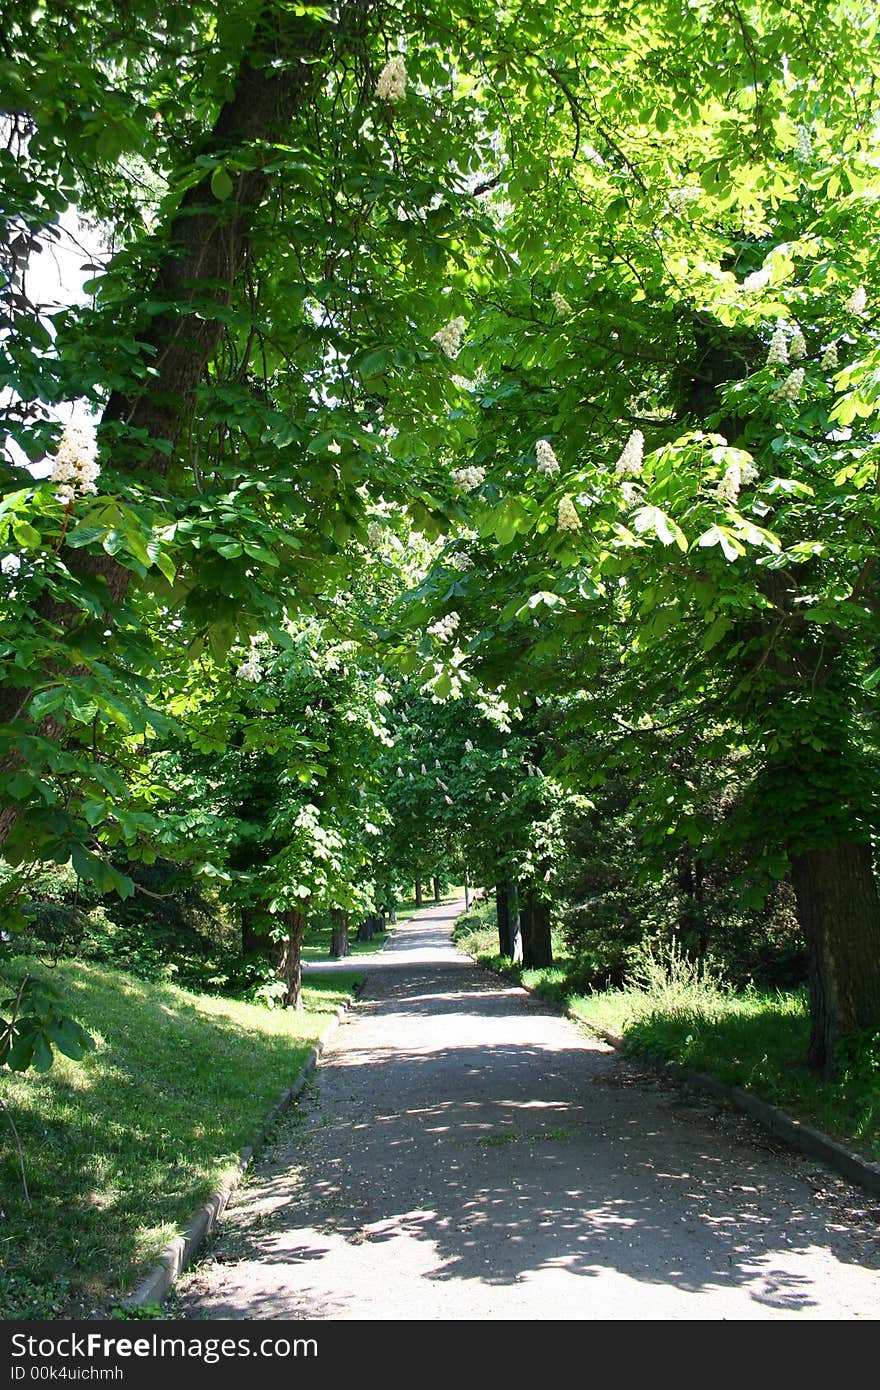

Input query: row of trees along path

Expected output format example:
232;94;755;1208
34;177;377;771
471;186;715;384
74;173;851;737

5;6;880;1102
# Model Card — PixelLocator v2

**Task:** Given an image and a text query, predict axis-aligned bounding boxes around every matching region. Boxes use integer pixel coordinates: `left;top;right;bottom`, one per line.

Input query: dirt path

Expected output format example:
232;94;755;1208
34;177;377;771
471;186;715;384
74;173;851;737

177;900;880;1320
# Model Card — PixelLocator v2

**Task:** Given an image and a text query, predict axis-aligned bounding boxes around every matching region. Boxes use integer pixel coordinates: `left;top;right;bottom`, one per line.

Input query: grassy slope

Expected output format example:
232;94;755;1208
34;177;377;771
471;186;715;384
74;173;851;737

453;914;880;1164
0;953;366;1317
0;893;443;1317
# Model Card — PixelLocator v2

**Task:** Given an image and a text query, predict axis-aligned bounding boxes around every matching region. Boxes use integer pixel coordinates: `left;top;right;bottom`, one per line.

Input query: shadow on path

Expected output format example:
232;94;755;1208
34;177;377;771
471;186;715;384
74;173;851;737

178;901;880;1320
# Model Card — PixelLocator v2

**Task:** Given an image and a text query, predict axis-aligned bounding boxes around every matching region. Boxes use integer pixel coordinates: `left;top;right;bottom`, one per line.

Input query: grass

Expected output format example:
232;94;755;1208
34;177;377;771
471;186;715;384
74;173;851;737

0;952;371;1319
453;907;880;1164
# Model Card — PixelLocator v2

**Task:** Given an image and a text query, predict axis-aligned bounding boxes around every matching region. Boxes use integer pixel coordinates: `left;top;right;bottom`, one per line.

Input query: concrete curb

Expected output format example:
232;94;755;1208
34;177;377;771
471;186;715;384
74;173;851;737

467;947;880;1202
569;1009;880;1197
123;967;373;1310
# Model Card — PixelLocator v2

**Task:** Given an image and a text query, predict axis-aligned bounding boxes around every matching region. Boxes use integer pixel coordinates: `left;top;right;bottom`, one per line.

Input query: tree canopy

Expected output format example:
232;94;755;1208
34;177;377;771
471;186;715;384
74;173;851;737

3;0;880;1074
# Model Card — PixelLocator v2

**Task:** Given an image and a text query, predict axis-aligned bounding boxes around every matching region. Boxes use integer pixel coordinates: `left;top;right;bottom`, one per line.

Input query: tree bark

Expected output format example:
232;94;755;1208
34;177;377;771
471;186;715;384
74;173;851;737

432;876;441;903
276;907;307;1011
496;879;523;961
508;879;523;964
414;878;422;907
521;893;552;968
0;4;346;847
791;842;880;1075
330;908;350;959
495;881;510;956
464;864;470;909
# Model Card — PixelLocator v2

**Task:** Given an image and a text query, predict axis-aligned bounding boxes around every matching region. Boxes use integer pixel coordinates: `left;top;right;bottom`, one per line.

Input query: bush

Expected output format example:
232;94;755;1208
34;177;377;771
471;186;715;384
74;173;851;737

623;936;731;1026
553;783;807;992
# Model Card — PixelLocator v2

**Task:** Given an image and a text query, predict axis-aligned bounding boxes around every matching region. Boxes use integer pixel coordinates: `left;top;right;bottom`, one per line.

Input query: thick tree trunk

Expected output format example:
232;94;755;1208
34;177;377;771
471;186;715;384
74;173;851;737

356;915;374;942
508;879;523;964
414;878;423;907
496;879;523;962
521;893;552;968
432;876;441;903
276;907;307;1011
330;908;350;959
495;882;510;956
0;5;344;848
791;843;880;1075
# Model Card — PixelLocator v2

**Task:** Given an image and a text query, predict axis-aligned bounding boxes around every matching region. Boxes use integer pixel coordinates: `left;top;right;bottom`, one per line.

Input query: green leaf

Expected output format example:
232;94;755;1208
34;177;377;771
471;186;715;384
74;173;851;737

211;167;235;200
154;550;177;583
6;1032;35;1071
695;525;744;561
357;348;391;377
31;1032;54;1073
12;519;41;549
864;666;880;691
701;616;731;650
45;1018;92;1061
633;505;687;550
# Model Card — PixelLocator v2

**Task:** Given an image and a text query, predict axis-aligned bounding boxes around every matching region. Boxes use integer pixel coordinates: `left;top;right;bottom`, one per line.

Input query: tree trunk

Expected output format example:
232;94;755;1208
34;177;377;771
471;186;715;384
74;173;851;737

508;878;523;965
0;4;343;848
495;882;510;956
496;879;523;961
464;865;470;910
414;878;423;907
432;876;441;903
330;908;350;959
356;915;374;942
791;842;880;1075
276;907;307;1011
521;893;552;968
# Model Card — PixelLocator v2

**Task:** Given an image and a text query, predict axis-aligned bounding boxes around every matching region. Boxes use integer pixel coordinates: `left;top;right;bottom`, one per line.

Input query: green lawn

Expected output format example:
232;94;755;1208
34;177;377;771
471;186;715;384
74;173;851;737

453;908;880;1164
0;955;366;1318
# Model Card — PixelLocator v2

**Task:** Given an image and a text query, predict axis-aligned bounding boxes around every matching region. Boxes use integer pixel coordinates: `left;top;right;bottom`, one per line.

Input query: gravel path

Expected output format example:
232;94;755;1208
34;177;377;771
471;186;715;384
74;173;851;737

177;900;880;1320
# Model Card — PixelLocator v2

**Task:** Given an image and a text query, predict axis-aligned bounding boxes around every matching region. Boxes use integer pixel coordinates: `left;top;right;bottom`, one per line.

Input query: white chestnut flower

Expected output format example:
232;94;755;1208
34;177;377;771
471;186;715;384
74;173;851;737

536;439;560;477
556;496;582;532
847;286;867;316
376;55;407;103
615;429;644;478
433;317;467;358
789;327;807;360
766;325;789;367
451;465;485;492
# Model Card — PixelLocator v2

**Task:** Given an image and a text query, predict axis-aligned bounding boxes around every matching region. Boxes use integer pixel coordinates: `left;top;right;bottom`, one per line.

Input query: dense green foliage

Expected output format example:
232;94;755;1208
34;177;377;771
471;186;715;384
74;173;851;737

3;3;880;1073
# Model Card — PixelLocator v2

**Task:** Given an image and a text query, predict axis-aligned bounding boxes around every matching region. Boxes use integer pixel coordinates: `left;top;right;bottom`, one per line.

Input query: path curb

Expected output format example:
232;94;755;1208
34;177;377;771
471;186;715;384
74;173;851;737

566;1009;880;1197
471;951;880;1202
123;974;370;1310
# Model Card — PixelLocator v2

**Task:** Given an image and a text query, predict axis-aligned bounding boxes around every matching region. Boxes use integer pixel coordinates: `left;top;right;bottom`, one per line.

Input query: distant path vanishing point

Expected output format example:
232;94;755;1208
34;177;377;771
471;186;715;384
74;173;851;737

177;899;880;1320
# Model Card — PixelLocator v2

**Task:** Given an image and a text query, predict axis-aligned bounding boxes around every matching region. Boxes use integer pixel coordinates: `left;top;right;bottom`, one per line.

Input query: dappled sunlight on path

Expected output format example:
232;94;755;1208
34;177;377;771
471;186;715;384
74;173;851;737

178;900;880;1320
